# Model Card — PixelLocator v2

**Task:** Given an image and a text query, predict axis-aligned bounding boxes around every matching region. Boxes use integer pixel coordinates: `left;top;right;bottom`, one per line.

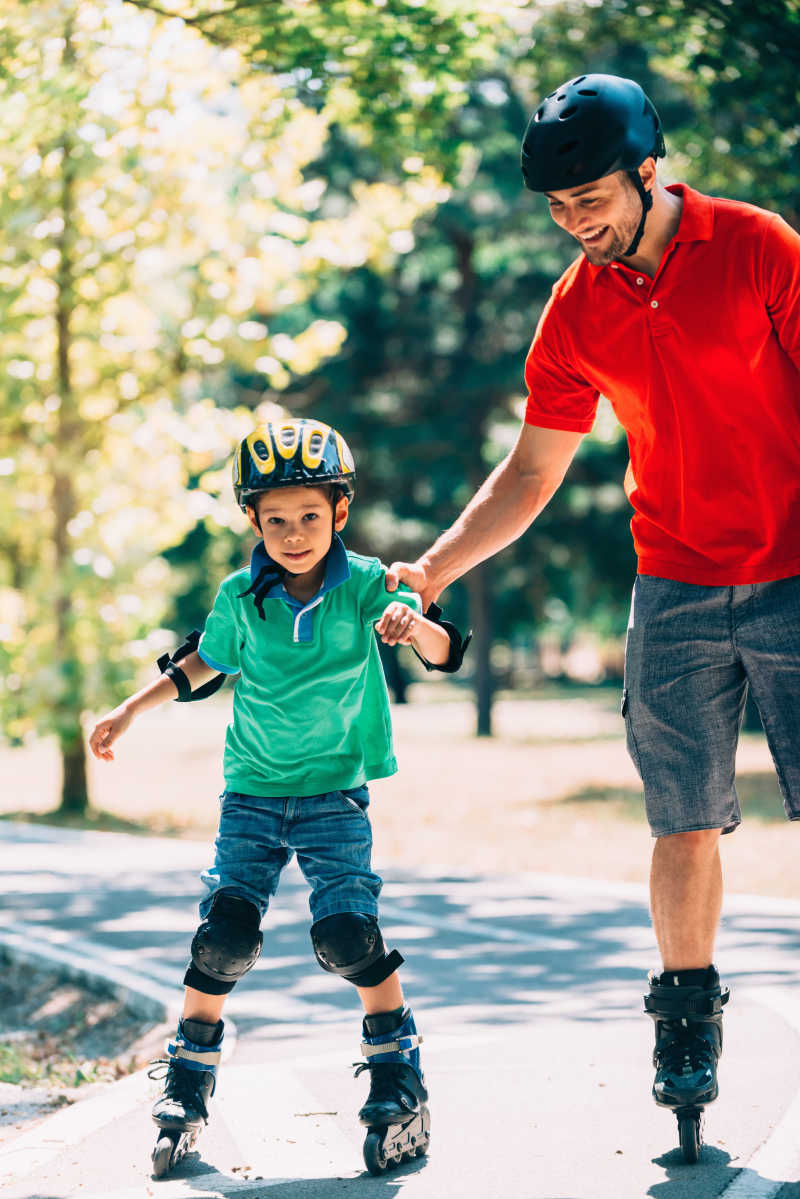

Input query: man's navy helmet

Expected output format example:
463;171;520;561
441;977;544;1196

521;73;665;193
233;418;355;511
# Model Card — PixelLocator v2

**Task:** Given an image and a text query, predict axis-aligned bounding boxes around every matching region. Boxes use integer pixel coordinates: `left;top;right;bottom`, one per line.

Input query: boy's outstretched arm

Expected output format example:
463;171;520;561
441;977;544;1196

89;651;217;762
375;603;450;665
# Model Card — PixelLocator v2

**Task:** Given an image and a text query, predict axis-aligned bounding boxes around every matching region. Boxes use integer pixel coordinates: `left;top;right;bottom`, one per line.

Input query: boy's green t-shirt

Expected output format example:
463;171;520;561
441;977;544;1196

198;543;422;797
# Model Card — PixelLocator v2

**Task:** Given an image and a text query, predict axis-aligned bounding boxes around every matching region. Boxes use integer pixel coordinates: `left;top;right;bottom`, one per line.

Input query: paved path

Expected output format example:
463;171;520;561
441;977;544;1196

3;823;800;1199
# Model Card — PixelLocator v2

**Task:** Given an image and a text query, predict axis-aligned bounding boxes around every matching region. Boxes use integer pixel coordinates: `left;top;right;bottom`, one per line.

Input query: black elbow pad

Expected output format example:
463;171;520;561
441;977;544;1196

156;629;228;702
413;603;472;674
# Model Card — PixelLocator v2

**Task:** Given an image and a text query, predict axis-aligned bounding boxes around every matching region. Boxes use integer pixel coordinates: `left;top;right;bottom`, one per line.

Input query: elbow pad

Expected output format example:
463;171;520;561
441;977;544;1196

156;629;228;702
413;603;472;674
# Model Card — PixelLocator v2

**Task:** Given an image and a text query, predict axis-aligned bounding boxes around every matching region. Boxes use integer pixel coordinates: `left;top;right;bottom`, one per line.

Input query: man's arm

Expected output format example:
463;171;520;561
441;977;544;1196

386;421;583;608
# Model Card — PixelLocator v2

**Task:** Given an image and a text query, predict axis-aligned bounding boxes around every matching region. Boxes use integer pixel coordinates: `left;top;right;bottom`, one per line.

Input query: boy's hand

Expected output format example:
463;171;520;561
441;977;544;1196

88;705;133;762
375;602;419;647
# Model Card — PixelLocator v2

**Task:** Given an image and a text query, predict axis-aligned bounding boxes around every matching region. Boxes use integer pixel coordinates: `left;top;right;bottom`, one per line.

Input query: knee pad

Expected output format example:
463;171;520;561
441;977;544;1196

188;892;263;990
310;913;403;988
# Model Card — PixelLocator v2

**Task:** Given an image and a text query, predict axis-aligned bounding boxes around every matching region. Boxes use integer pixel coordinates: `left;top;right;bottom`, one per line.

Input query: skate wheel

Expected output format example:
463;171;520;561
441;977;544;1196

364;1131;387;1175
678;1114;701;1164
152;1134;176;1178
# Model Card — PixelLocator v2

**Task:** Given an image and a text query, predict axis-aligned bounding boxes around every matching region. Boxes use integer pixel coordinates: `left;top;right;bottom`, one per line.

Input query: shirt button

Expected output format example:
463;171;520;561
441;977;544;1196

636;277;644;285
650;300;659;309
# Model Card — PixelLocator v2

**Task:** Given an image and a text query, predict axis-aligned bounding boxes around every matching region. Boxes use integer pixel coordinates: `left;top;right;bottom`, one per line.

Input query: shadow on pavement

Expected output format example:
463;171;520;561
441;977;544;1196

648;1146;796;1199
5;831;800;1034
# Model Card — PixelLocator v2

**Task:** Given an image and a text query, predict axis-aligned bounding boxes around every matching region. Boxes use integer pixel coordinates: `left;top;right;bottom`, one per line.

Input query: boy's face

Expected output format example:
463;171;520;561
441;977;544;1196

246;485;348;577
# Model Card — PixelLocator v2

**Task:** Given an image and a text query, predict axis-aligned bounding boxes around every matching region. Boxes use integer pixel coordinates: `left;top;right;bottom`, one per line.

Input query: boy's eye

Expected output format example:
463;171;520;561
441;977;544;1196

302;512;318;521
267;516;284;525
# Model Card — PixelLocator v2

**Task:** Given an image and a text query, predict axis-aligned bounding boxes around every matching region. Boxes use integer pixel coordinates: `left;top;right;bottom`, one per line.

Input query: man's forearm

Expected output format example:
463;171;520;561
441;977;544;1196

421;454;561;593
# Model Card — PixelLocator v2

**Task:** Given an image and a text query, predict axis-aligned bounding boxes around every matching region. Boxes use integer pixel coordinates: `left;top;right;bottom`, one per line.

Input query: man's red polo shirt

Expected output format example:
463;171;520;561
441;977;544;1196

524;183;800;585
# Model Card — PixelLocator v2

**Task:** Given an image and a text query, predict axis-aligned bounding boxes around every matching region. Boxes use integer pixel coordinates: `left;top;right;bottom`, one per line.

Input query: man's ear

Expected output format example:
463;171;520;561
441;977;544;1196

334;495;349;533
245;503;262;537
638;156;657;191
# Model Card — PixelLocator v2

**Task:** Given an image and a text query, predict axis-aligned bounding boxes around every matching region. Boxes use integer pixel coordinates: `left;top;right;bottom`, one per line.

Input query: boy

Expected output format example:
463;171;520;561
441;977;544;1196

89;418;466;1177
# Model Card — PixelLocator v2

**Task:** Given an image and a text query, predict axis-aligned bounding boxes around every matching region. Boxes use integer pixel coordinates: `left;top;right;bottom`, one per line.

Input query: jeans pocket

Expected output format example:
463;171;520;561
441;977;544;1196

338;786;370;817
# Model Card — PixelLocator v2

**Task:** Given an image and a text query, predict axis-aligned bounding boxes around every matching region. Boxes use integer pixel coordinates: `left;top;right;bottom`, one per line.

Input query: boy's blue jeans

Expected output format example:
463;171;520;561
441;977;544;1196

199;785;382;924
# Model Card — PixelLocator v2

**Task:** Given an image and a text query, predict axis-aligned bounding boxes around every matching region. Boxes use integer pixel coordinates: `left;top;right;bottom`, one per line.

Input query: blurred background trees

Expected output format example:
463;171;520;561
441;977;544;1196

1;0;797;810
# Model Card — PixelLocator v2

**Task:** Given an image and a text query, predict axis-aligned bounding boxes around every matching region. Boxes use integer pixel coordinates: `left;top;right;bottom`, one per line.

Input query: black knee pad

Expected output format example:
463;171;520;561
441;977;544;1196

310;913;403;987
187;892;263;992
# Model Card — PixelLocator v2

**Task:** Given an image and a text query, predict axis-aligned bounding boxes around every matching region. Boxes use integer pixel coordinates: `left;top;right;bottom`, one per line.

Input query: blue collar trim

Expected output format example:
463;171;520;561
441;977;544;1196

248;533;351;605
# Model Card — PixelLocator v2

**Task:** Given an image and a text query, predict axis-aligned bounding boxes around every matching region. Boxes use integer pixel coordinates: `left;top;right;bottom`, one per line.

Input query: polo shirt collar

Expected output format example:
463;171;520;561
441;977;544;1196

666;182;714;243
249;533;351;602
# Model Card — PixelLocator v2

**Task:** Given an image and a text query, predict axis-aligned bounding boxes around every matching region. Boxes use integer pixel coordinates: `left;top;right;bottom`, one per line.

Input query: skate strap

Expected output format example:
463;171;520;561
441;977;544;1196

167;1040;223;1068
644;986;729;1019
360;1034;423;1058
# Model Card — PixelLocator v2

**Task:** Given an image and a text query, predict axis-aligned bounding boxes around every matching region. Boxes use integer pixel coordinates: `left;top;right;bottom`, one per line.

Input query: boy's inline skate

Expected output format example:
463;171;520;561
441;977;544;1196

644;966;729;1162
354;1006;430;1175
149;1018;224;1178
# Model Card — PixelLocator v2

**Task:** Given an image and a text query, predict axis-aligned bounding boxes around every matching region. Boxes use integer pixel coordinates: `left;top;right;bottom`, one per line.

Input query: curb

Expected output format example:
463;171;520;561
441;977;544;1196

0;926;180;1026
0;922;238;1189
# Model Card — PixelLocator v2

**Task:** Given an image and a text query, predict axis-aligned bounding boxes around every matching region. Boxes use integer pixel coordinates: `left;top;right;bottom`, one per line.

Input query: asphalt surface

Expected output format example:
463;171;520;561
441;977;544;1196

2;822;800;1199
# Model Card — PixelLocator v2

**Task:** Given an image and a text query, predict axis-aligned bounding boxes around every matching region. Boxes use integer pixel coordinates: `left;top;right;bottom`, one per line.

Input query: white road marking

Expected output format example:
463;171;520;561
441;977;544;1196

718;986;800;1197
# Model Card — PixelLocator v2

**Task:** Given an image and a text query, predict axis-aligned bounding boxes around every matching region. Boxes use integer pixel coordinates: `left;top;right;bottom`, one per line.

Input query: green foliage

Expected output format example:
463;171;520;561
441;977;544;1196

126;0;499;177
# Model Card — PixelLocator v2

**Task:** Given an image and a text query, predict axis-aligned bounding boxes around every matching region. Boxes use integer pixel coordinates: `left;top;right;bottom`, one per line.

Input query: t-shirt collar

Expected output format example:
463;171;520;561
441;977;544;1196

249;532;351;601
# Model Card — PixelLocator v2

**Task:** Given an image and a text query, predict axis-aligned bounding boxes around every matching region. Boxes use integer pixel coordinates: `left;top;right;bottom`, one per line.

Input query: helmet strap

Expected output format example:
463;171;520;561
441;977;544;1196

621;170;653;258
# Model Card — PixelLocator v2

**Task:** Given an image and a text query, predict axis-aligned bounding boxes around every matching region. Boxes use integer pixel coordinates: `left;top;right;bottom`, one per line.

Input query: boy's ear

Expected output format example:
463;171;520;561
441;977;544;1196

245;503;262;537
334;495;349;533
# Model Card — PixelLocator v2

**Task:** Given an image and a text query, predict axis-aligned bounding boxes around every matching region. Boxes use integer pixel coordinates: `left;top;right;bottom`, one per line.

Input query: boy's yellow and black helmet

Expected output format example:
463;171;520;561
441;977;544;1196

233;418;356;511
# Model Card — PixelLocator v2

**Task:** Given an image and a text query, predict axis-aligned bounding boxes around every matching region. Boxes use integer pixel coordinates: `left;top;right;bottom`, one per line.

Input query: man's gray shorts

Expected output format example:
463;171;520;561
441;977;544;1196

623;573;800;838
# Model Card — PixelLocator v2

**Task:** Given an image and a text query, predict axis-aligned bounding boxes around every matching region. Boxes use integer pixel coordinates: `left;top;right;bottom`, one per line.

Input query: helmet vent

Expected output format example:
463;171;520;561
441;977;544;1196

573;75;586;84
534;105;544;121
557;139;579;155
559;105;578;120
309;431;323;454
253;439;269;460
577;88;597;96
557;93;567;101
279;427;294;447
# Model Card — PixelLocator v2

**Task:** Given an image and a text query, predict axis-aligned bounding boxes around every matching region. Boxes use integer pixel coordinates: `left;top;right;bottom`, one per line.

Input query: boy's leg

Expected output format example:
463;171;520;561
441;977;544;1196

290;788;428;1155
355;971;428;1130
357;973;404;1015
153;793;287;1144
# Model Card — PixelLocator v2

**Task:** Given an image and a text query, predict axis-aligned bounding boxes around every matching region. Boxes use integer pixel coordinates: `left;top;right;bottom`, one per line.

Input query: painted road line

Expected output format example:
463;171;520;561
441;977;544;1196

0;1069;152;1186
718;985;800;1198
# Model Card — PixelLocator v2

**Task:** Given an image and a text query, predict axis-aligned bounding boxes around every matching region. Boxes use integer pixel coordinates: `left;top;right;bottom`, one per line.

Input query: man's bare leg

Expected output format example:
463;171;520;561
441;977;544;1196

650;828;723;969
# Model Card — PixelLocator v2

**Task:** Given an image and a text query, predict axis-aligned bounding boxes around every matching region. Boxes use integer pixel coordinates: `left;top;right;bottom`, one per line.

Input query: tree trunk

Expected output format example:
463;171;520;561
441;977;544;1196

54;22;89;815
59;735;89;815
451;226;495;736
466;562;493;736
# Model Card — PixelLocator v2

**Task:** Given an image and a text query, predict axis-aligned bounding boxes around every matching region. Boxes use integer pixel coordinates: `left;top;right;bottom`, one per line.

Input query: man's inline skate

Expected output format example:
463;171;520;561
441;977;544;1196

149;1018;223;1177
644;966;729;1162
354;1006;430;1175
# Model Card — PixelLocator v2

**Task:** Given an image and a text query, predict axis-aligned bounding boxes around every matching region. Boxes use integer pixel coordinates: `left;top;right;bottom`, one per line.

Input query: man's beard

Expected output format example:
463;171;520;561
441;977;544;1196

579;189;643;265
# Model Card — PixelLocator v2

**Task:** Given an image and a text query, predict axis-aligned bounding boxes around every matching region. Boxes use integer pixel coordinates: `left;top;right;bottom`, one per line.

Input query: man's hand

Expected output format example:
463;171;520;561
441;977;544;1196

89;704;134;762
384;560;439;611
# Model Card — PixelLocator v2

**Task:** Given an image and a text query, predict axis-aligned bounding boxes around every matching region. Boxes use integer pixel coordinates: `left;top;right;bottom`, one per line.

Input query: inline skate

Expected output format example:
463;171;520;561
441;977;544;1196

149;1018;223;1178
644;966;729;1162
354;1006;430;1175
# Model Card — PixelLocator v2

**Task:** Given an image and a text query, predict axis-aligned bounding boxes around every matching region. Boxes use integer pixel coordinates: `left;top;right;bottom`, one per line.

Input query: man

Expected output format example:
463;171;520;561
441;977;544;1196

386;73;800;1138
